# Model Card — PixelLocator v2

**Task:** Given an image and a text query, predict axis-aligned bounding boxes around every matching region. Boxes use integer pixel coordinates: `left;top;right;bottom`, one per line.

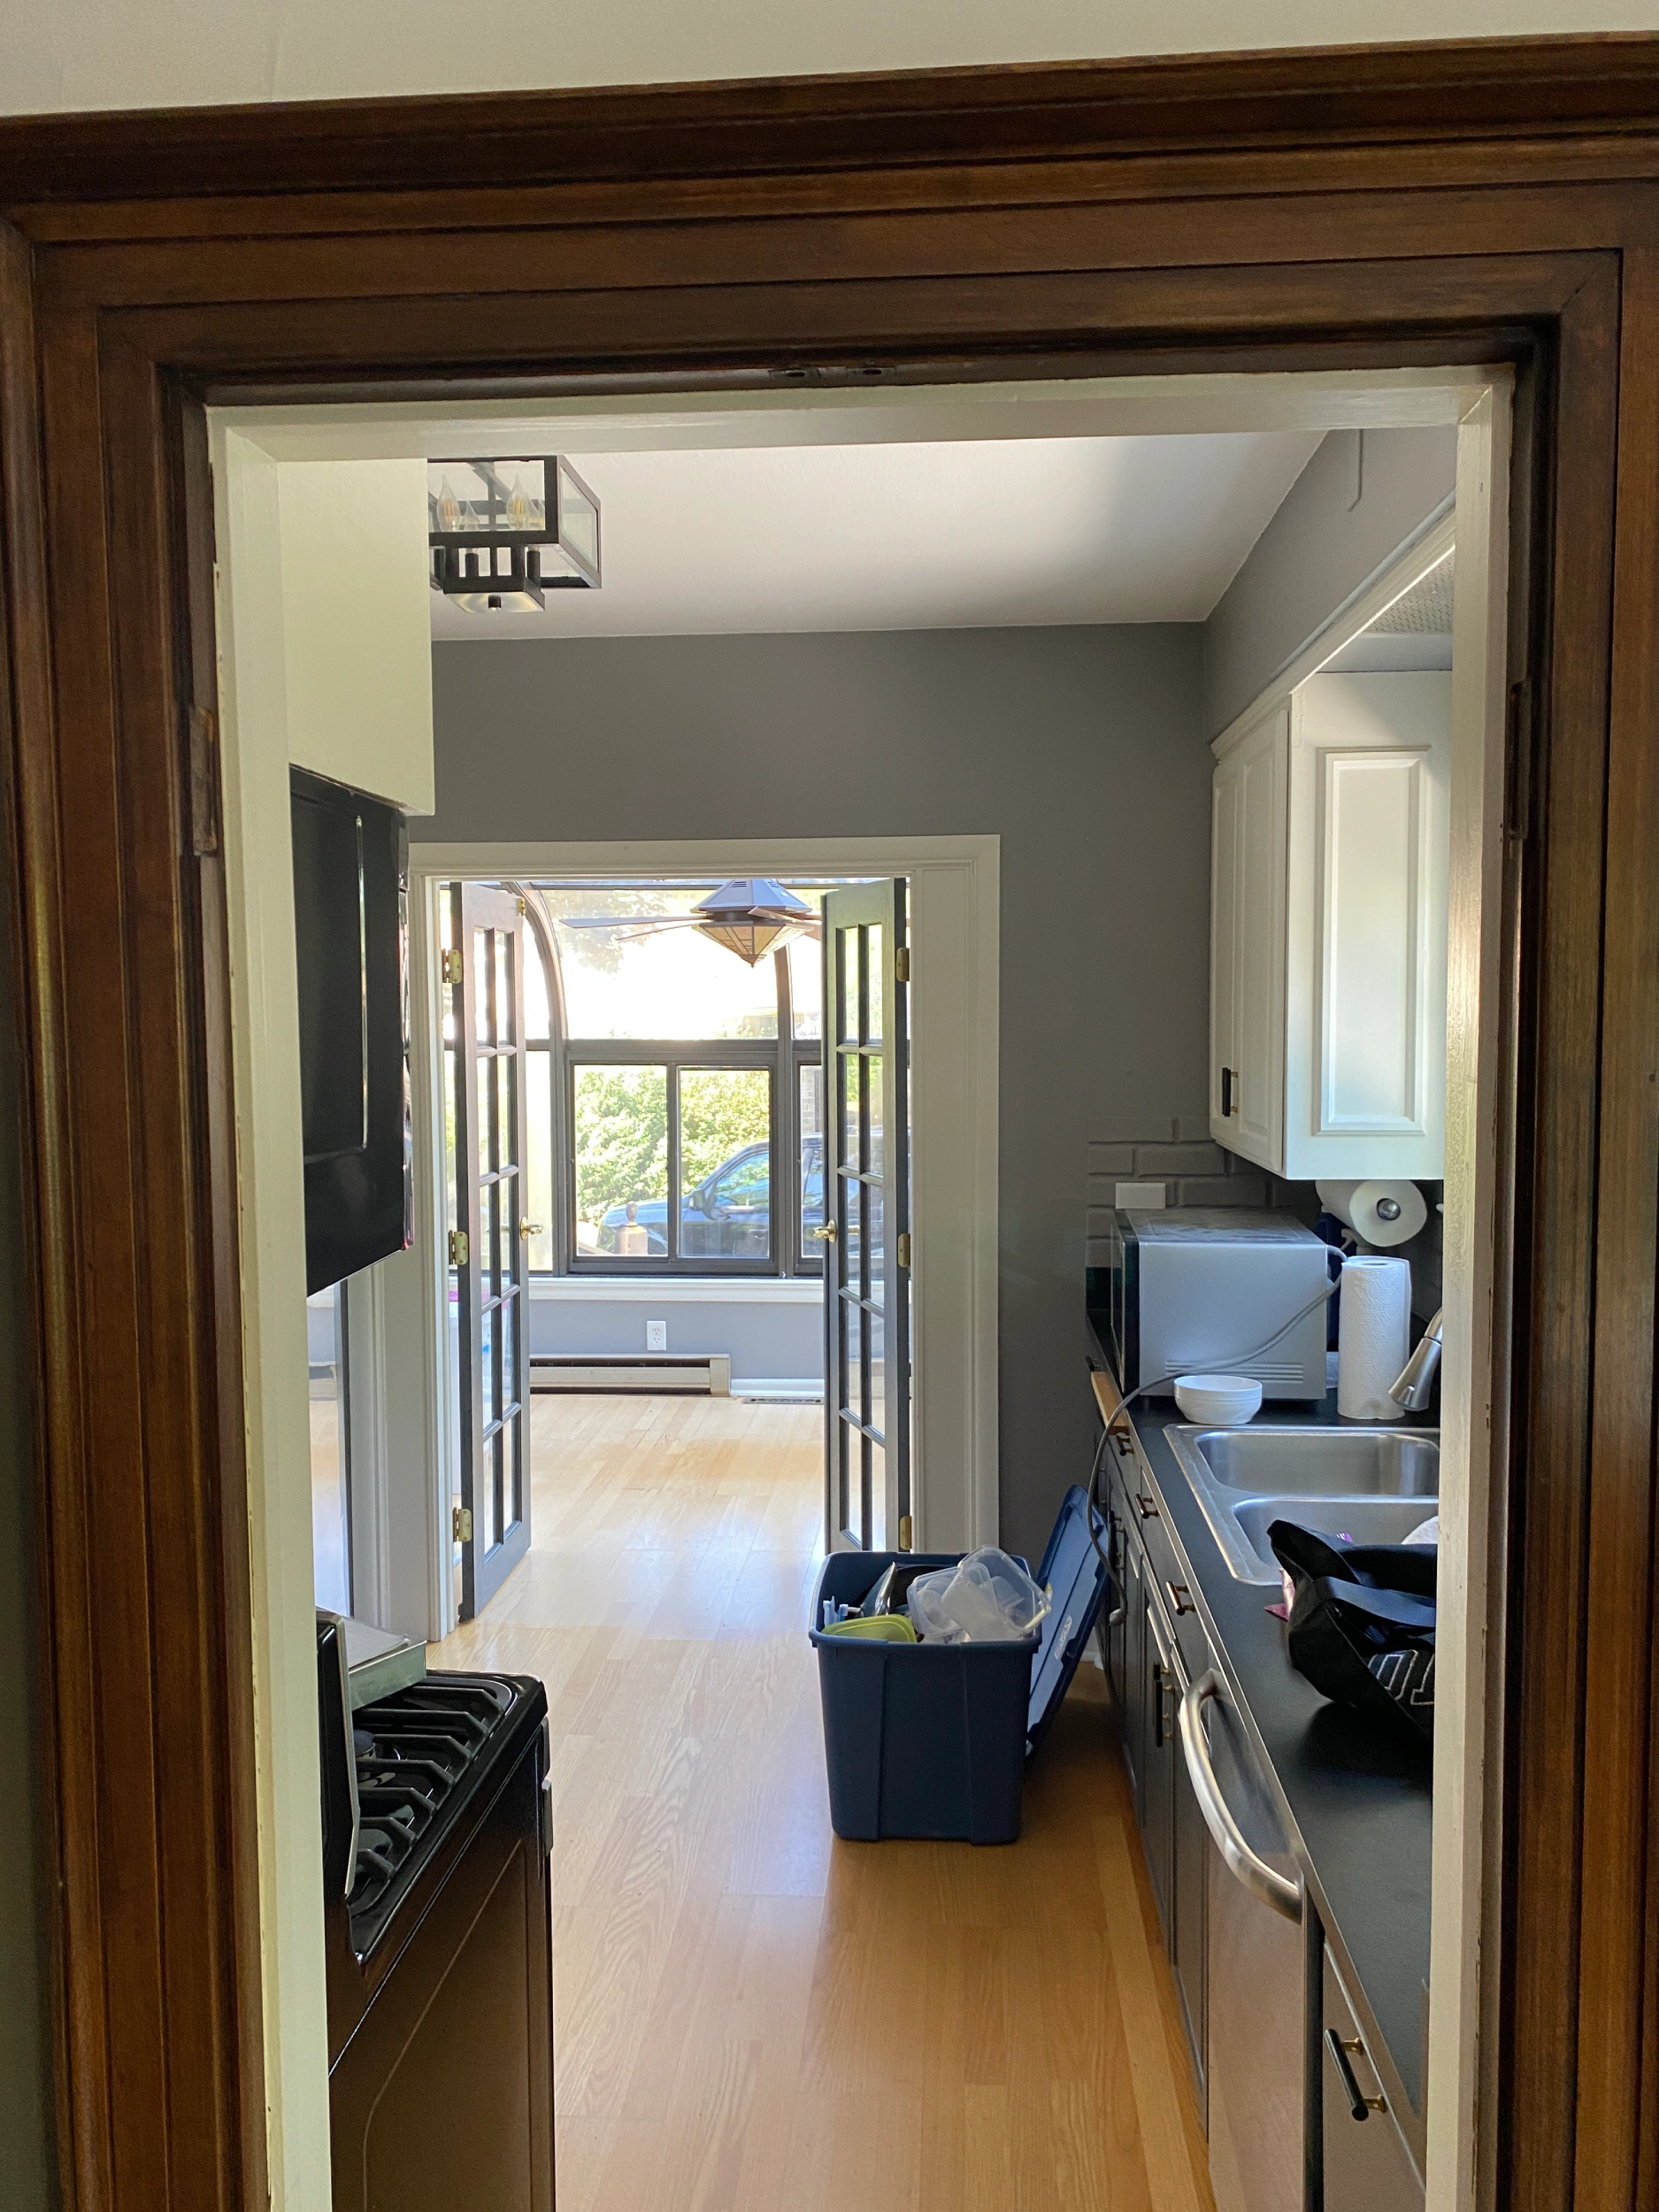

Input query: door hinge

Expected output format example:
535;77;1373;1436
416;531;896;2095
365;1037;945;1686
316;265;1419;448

452;1503;473;1545
896;1231;911;1269
895;946;910;984
442;949;465;987
517;895;526;915
898;1513;913;1551
449;1229;469;1267
186;704;219;856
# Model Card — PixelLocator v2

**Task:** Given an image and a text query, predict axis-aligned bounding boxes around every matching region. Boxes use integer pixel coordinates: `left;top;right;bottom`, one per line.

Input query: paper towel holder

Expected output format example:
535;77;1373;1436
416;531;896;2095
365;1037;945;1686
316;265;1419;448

1317;1178;1430;1249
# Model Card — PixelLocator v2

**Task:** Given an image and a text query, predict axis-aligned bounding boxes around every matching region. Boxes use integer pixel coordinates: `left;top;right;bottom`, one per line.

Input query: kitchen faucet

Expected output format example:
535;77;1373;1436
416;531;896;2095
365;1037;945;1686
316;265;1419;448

1388;1307;1443;1412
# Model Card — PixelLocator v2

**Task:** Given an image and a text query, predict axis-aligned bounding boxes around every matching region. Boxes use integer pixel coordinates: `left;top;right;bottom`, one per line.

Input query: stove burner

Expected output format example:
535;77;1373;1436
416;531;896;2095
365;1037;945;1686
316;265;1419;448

346;1676;517;1936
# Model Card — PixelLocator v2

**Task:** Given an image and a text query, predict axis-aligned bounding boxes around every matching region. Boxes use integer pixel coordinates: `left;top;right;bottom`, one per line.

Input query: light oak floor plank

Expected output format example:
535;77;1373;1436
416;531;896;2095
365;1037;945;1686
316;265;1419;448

437;1392;1214;2212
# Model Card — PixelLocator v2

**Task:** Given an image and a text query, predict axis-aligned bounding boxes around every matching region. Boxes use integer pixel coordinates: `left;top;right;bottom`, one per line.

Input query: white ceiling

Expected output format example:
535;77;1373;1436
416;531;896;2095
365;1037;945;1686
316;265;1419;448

429;431;1323;641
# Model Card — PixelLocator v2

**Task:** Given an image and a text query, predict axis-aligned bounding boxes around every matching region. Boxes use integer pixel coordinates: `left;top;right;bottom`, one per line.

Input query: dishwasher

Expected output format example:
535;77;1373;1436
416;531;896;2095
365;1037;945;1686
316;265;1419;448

1179;1667;1310;2212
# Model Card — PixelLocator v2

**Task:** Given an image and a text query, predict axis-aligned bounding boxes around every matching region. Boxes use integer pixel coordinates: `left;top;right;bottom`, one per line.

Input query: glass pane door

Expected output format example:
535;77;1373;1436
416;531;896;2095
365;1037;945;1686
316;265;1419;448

451;883;533;1617
821;880;910;1552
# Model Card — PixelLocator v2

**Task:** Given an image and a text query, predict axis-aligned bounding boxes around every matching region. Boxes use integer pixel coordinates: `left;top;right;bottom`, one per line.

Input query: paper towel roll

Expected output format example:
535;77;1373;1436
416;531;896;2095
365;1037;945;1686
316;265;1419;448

1337;1255;1412;1420
1317;1179;1429;1249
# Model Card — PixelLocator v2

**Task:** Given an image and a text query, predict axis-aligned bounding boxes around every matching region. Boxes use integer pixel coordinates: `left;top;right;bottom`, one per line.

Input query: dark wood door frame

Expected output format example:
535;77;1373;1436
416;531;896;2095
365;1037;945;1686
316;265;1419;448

1;36;1656;2212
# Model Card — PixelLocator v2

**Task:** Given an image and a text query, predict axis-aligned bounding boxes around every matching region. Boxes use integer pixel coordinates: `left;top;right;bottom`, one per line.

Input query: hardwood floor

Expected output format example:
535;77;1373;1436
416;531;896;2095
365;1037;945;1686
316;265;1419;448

436;1393;1213;2212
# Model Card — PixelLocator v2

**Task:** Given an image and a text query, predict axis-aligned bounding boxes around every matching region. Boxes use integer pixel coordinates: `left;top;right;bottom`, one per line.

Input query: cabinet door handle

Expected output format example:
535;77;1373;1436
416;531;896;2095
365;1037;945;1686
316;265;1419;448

1325;2029;1386;2122
1220;1065;1237;1117
1134;1492;1159;1520
1165;1580;1195;1617
1177;1671;1302;1923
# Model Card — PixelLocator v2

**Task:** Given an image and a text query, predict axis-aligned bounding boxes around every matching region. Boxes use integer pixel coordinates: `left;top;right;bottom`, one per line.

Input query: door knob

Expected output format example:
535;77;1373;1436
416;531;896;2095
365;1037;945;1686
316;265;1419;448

519;1220;544;1238
810;1222;838;1240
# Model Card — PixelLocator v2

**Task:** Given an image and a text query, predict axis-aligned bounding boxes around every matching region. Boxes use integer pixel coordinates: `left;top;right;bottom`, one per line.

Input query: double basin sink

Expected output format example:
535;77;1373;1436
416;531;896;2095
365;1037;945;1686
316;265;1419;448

1166;1425;1440;1585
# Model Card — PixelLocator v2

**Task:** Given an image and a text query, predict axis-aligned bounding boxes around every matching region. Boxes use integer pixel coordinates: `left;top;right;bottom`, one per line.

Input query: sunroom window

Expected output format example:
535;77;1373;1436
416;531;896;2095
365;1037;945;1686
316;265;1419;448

518;883;829;1277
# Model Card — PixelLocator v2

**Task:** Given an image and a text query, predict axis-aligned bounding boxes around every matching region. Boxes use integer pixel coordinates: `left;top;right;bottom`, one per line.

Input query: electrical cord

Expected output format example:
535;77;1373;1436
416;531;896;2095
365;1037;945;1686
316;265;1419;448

1084;1271;1340;1590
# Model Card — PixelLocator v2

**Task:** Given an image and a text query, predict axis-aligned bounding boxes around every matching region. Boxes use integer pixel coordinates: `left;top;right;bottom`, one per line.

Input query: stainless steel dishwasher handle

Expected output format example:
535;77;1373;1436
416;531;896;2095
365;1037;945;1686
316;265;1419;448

1178;1669;1302;1924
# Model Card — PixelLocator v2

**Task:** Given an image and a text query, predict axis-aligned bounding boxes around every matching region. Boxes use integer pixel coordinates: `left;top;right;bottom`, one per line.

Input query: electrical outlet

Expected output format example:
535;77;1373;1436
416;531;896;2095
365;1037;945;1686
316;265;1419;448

647;1319;667;1352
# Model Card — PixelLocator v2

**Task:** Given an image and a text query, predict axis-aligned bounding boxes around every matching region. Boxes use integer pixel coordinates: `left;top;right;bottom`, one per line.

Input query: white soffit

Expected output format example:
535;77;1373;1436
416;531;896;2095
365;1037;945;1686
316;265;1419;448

428;431;1324;639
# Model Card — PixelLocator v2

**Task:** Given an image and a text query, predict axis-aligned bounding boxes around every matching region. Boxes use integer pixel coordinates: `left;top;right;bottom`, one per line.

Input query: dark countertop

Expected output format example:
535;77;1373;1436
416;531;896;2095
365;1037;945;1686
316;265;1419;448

1085;1306;1433;2152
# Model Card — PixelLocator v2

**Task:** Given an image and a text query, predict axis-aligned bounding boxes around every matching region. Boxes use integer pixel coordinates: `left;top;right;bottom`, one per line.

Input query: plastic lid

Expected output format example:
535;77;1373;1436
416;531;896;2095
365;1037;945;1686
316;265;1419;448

1025;1484;1112;1755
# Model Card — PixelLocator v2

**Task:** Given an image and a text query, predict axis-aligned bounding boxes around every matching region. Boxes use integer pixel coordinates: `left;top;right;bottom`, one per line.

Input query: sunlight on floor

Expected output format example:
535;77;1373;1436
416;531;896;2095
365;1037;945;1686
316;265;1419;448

436;1393;1211;2212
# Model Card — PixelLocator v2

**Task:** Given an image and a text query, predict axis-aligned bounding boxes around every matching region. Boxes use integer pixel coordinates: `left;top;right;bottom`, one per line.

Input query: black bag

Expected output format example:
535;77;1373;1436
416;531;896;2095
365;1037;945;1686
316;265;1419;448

1268;1519;1436;1746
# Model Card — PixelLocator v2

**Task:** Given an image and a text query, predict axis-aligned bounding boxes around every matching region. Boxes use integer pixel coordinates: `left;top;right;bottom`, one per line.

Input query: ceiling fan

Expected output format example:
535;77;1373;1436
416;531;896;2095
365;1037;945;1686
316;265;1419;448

554;879;820;967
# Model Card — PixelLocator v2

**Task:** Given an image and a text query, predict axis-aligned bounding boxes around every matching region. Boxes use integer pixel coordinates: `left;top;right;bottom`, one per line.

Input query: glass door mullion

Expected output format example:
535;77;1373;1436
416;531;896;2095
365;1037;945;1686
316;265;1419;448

456;884;534;1620
821;881;910;1555
666;1054;681;1263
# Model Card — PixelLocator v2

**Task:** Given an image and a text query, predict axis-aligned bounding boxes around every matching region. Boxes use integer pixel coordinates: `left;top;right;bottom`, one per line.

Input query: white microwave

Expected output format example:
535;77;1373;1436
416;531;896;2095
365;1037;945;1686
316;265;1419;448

1107;1208;1329;1400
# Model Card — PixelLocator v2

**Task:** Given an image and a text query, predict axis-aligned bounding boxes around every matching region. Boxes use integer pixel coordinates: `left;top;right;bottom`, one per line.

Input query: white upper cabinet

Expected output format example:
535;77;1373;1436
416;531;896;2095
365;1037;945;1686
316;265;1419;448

1210;700;1288;1170
1210;672;1451;1179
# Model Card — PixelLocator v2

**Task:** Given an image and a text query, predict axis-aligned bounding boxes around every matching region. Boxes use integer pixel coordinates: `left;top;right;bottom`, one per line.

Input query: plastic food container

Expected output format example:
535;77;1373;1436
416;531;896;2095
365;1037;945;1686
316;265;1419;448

1173;1372;1264;1425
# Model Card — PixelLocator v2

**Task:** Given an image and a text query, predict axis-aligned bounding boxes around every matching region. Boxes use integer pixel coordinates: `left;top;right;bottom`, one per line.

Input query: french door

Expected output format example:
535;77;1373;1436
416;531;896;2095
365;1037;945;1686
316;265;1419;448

821;880;911;1552
450;883;533;1617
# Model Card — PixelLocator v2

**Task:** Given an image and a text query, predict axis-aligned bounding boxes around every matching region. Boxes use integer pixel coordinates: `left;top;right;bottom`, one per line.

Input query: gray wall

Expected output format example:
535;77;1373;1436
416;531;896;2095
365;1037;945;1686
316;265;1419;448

0;849;55;2209
1204;426;1458;737
429;626;1209;1560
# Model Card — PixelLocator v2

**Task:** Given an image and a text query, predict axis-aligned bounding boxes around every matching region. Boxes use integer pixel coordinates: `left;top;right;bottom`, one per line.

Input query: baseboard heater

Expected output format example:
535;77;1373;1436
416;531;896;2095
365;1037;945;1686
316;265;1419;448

529;1353;731;1397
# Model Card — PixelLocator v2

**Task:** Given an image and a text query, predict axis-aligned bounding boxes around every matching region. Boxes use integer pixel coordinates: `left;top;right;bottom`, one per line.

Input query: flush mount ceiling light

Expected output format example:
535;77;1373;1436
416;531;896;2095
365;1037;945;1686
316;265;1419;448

558;879;820;967
427;457;601;613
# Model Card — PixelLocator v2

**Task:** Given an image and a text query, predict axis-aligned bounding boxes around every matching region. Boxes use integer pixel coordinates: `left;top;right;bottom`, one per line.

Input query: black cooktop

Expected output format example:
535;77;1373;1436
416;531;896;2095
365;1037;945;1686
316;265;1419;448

346;1672;531;1957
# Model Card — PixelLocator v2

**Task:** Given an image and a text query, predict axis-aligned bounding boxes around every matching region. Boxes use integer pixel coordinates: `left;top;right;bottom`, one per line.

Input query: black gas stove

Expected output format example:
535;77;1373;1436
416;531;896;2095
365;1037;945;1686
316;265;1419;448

317;1615;555;2212
347;1673;523;1951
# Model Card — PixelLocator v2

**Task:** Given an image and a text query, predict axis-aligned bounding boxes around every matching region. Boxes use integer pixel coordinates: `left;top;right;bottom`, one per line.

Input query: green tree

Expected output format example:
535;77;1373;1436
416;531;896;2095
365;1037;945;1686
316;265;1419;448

572;1066;668;1228
679;1069;770;1190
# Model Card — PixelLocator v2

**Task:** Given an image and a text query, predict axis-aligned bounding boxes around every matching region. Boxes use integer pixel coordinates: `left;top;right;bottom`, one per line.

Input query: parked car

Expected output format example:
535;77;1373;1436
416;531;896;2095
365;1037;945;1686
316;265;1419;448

598;1137;825;1259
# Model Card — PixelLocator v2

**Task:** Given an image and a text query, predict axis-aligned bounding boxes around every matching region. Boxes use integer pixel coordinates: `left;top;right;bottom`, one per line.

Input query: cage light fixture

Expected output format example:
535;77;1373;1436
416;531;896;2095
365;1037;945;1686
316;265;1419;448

427;457;601;613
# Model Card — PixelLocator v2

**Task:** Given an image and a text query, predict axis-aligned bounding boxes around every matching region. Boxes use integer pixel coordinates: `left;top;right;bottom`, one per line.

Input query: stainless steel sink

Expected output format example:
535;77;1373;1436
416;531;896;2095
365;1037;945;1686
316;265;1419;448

1167;1425;1440;1585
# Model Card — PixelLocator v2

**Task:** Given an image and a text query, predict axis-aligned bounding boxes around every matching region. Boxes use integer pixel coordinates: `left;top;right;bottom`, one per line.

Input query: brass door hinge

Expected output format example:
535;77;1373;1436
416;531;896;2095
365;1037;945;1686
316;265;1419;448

449;1229;469;1267
898;1513;913;1551
452;1503;473;1544
442;949;465;986
896;1231;911;1269
895;945;910;984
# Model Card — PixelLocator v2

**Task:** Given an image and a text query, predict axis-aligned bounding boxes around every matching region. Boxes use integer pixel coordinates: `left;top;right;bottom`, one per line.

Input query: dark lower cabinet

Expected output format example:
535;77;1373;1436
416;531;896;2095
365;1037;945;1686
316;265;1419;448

329;1742;556;2212
1105;1502;1130;1717
1321;1949;1423;2212
1141;1587;1178;1939
1105;1430;1425;2212
1121;1521;1148;1815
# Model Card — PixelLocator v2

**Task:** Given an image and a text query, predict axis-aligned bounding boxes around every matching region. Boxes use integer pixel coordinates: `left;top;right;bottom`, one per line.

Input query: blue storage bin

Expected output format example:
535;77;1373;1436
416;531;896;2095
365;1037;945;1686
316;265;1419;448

808;1486;1110;1844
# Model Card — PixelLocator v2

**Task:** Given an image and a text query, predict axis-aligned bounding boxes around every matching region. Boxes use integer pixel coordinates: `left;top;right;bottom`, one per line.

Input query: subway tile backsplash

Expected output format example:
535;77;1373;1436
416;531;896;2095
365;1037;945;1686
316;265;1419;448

1084;1116;1271;1264
1084;1117;1444;1322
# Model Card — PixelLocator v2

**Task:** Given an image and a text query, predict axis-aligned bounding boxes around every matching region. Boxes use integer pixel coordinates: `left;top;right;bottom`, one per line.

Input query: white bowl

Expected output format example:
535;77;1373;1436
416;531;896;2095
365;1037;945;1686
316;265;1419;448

1173;1373;1263;1426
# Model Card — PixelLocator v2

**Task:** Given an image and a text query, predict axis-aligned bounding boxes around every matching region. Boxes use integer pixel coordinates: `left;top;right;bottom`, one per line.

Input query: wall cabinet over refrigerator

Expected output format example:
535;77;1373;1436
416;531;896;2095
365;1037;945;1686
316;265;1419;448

1210;672;1451;1179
